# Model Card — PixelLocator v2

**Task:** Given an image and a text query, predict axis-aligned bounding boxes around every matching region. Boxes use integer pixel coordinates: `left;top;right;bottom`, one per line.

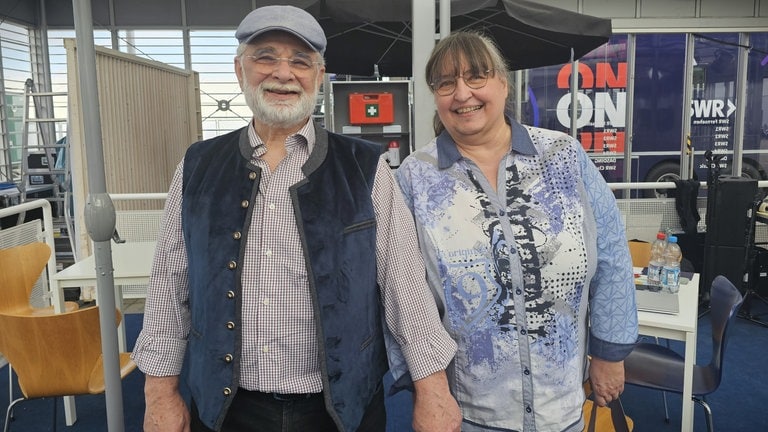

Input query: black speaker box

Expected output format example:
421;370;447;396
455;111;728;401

705;176;758;247
752;247;768;296
702;244;748;294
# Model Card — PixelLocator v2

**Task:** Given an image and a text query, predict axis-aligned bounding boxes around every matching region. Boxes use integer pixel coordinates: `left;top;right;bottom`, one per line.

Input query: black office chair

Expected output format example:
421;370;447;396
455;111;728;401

623;275;744;432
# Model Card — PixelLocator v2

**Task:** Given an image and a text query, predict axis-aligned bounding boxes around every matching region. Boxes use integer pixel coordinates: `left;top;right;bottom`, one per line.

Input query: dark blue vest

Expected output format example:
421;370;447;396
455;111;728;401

181;125;387;431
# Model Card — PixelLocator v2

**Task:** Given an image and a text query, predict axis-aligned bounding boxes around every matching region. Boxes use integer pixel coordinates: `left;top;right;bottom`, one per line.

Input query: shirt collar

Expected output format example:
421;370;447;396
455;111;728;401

246;118;316;157
436;114;538;170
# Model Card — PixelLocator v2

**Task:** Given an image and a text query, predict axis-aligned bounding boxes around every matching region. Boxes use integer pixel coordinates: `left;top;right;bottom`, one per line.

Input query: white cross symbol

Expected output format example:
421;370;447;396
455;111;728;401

366;105;378;117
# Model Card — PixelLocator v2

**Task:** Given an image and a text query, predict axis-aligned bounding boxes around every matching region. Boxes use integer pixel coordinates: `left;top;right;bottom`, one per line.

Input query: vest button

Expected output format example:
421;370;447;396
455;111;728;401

227;261;237;270
226;321;235;330
232;231;242;240
226;290;235;299
224;353;233;363
241;200;249;208
223;387;232;396
249;171;257;180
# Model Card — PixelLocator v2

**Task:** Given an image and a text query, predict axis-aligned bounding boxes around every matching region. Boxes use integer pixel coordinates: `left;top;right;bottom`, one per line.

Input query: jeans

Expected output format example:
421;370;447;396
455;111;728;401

190;386;385;432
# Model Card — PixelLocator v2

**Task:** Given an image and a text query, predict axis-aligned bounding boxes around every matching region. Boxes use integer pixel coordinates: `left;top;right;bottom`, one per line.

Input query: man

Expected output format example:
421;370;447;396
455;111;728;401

131;5;460;432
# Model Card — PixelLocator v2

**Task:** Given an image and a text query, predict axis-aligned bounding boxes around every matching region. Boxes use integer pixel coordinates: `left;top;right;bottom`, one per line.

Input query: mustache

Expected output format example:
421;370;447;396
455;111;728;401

260;82;302;93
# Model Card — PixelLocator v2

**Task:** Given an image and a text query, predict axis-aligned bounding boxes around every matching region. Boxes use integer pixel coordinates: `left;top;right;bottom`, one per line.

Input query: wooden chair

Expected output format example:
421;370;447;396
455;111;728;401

0;242;78;315
0;306;137;432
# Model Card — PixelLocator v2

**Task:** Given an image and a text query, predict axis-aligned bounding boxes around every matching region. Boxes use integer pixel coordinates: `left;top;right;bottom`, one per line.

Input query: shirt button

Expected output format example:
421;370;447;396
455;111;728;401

226;321;235;330
263;298;270;305
498;209;505;216
268;203;276;210
226;290;235;299
516;289;522;295
520;328;527;335
262;345;269;353
249;172;257;180
525;406;532;413
241;199;249;208
227;261;237;270
524;368;530;375
224;354;233;363
232;231;242;240
265;250;272;257
223;387;232;396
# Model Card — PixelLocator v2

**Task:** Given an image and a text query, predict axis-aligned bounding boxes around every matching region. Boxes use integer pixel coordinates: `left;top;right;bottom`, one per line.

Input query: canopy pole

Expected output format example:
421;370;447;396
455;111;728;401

570;48;578;138
72;1;124;431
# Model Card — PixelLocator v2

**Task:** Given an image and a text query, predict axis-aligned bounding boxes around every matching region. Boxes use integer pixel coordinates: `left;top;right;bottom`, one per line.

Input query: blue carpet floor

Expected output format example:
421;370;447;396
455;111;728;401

2;298;768;431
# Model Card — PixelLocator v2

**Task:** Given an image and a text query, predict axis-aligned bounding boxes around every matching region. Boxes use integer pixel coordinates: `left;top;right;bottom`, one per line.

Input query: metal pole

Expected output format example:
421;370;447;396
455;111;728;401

412;0;437;148
680;34;695;180
732;32;749;177
623;34;637;198
71;1;124;431
570;49;579;139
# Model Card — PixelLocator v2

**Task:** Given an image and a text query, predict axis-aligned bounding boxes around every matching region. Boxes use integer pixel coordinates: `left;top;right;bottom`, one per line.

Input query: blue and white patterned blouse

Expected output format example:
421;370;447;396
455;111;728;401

393;117;638;432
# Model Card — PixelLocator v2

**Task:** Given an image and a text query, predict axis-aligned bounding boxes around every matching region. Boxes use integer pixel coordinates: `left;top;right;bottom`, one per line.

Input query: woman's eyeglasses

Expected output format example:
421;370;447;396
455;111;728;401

430;69;494;96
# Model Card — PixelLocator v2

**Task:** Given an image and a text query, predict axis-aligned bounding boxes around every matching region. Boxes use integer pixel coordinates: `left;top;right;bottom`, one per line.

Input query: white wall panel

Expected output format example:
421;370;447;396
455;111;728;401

701;0;756;17
640;0;696;18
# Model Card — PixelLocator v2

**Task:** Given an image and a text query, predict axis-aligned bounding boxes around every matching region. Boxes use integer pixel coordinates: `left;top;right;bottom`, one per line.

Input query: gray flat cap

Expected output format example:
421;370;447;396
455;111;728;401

235;5;326;54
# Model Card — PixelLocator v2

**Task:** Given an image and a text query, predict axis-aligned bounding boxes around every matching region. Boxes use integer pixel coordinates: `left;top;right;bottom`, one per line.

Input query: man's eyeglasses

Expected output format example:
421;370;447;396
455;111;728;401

245;54;321;72
430;69;494;96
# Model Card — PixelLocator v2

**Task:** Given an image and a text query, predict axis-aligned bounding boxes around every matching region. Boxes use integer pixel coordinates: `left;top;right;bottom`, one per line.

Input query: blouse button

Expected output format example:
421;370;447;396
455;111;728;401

232;231;242;240
249;172;257;180
241;200;249;208
224;354;233;363
226;321;235;330
226;290;235;299
223;387;232;396
227;261;237;270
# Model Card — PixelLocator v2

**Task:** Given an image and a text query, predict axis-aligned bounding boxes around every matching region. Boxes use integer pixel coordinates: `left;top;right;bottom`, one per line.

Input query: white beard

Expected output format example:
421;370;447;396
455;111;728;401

242;78;317;129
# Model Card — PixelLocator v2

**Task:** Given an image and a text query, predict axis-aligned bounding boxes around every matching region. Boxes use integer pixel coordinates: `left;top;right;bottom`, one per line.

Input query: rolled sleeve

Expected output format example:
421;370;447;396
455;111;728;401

372;158;456;381
130;161;192;377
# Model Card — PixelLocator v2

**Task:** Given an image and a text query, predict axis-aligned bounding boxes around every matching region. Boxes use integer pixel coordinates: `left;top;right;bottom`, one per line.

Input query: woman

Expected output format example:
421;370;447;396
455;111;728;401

394;31;638;431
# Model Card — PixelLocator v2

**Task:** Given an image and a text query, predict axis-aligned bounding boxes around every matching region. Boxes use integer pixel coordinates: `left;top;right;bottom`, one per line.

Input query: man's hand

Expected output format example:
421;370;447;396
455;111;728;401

144;375;191;432
412;371;461;432
589;357;625;407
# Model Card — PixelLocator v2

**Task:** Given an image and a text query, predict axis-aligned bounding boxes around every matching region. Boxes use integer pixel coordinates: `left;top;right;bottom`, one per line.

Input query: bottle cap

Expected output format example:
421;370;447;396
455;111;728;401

388;140;399;148
657;232;666;240
668;235;678;242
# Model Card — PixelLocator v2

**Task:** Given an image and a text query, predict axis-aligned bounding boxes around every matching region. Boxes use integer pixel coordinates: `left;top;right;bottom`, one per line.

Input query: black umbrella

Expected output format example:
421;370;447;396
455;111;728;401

322;20;413;77
321;0;612;77
454;0;613;71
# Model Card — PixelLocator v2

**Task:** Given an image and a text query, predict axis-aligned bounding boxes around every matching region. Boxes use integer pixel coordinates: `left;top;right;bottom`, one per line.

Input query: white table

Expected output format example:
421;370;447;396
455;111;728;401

50;241;155;426
636;273;699;432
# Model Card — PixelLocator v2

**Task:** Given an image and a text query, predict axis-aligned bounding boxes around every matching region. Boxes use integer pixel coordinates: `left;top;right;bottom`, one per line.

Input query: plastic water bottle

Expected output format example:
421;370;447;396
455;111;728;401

647;232;667;287
662;235;683;293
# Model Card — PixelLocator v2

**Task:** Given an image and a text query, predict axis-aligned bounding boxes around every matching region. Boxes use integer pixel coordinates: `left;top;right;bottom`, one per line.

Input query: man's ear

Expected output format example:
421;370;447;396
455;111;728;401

234;56;244;87
316;65;326;88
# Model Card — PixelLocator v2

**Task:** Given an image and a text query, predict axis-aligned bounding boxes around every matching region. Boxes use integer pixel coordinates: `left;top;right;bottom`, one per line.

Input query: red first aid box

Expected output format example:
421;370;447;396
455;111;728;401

348;93;394;125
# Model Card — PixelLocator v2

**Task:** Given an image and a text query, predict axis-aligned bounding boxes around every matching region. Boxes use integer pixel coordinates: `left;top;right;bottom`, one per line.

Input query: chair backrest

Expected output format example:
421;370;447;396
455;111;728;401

0;242;50;314
706;275;745;387
628;241;652;268
0;306;125;398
